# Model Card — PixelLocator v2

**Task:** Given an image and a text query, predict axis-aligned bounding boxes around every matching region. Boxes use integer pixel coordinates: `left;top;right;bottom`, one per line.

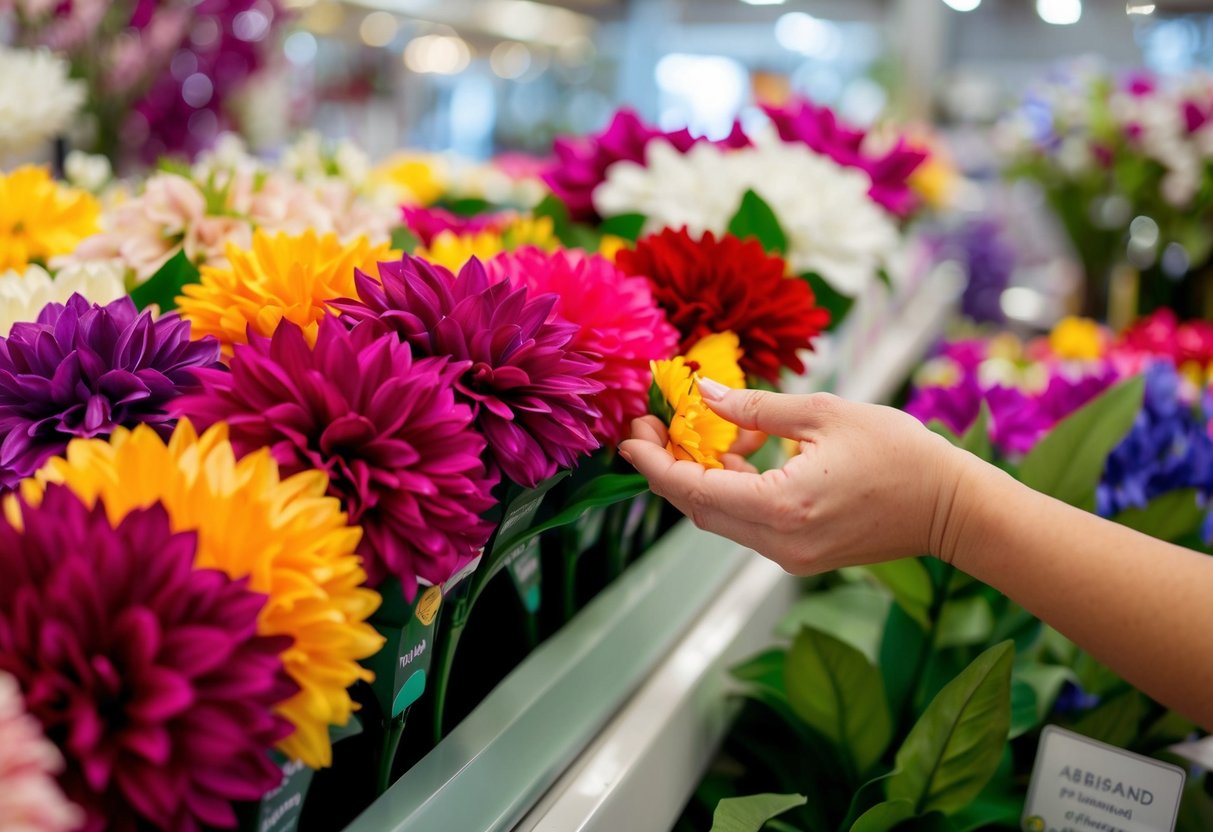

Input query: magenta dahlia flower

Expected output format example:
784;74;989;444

176;317;497;597
543;108;750;223
0;294;221;488
487;246;679;445
762;98;927;218
401;205;511;247
334;255;603;488
0;485;295;832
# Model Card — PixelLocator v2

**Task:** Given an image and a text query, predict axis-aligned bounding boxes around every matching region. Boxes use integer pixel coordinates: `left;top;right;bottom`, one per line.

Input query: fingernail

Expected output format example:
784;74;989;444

698;376;729;401
618;446;633;463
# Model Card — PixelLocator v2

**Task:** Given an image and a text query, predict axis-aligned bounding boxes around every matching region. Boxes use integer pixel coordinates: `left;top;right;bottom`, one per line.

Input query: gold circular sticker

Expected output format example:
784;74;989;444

415;585;442;626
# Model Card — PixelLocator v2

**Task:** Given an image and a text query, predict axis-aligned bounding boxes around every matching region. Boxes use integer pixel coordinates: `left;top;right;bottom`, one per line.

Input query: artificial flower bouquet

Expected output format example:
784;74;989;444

677;312;1213;832
0;109;842;827
998;62;1213;321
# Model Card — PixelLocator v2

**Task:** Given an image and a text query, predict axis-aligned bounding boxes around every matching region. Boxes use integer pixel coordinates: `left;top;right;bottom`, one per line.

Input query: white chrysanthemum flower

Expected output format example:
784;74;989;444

594;137;900;296
63;150;112;193
0;47;85;157
0;261;126;335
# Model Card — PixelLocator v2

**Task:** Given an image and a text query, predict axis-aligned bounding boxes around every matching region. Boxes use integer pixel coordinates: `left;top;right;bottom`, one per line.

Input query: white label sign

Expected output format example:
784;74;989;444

1023;725;1185;832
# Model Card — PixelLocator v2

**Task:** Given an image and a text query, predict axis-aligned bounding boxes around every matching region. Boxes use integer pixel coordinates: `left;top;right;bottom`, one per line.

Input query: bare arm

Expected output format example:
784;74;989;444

619;383;1213;730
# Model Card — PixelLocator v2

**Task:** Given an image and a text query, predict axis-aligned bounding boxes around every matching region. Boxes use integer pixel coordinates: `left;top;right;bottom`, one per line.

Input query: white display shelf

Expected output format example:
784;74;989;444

514;266;963;832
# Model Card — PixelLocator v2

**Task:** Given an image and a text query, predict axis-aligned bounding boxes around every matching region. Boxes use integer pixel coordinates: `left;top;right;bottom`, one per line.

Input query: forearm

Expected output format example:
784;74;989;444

940;450;1213;730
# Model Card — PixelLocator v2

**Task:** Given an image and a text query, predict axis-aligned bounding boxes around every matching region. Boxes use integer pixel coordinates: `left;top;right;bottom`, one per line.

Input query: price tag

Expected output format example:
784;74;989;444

253;755;314;832
1022;725;1184;832
389;584;442;717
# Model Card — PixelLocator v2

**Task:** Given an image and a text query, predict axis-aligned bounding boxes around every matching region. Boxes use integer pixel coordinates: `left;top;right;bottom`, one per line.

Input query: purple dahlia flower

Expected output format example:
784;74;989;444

176;317;497;597
334;254;603;488
542;108;749;224
0;485;295;832
0;295;221;488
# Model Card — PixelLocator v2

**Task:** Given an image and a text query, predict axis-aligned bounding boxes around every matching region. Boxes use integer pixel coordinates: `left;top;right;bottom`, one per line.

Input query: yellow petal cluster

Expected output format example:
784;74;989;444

18;421;384;768
1049;316;1105;361
416;215;557;273
178;229;394;356
372;153;446;206
0;166;100;271
650;332;745;468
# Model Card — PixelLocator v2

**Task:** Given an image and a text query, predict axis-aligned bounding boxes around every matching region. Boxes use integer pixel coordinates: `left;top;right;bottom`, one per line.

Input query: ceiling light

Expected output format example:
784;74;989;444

1036;0;1082;25
1126;2;1155;14
941;0;981;10
740;0;788;5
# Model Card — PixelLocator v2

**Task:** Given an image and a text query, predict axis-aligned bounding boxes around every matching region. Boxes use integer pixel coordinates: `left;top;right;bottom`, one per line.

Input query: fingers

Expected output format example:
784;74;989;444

720;453;758;474
618;437;783;523
629;415;668;447
699;382;837;439
729;428;767;457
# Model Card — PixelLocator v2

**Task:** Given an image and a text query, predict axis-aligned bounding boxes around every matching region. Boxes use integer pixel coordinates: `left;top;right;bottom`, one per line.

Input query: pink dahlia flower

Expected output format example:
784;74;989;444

177;317;497;597
334;254;603;488
0;486;296;832
487;246;679;445
0;670;82;831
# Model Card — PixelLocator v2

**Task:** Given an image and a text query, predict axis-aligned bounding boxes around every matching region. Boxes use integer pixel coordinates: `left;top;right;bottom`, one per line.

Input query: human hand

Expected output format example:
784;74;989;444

618;381;970;575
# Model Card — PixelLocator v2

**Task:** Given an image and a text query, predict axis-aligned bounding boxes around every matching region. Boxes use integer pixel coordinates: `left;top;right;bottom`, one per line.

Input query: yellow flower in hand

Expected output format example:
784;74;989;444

649;332;745;468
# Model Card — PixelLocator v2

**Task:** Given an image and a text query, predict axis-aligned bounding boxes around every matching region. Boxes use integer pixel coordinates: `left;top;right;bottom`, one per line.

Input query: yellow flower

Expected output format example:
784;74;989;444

416;215;557;273
1049;316;1105;361
650;332;745;468
598;234;628;262
372;153;446;206
178;229;394;356
0;165;100;271
19;421;385;768
908;155;958;211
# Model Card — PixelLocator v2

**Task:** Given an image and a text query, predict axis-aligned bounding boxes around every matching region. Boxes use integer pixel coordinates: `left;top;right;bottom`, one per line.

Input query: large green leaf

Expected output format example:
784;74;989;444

129;249;200;312
727;189;787;255
1008;679;1037;740
709;793;807;832
860;559;934;628
491;473;649;558
1113;489;1204;542
1070;689;1148;748
849;799;916;832
599;212;647;242
785;626;893;776
1017;375;1145;511
802;271;854;332
886;641;1014;815
879;602;927;721
935;597;994;649
777;583;891;663
957;403;993;463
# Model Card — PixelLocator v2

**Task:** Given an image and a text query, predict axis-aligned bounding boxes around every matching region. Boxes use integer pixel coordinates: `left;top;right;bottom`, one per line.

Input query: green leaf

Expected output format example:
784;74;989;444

1018;375;1145;511
129;249;200;312
709;793;807;832
802;271;854;332
935;597;994;649
727;189;787;254
1070;690;1148;747
785;626;893;776
492;473;650;559
957;403;993;463
879;602;927;722
849;800;916;832
599;212;647;242
887;641;1015;815
1113;489;1204;542
1008;679;1037;739
390;226;420;252
438;196;492;216
1015;664;1073;724
778;583;891;663
860;560;934;629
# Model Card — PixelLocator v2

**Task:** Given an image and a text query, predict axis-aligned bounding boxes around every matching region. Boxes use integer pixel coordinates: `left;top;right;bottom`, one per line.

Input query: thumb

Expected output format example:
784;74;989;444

698;377;834;439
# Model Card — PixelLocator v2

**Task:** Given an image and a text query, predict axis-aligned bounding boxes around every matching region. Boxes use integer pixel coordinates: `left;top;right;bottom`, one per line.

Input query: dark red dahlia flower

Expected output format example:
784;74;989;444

0;485;295;832
615;229;830;383
333;254;603;488
0;294;221;488
176;317;497;597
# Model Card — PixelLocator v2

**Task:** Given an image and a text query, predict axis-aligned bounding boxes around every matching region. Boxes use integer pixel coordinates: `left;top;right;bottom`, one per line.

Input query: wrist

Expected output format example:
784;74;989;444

926;441;997;567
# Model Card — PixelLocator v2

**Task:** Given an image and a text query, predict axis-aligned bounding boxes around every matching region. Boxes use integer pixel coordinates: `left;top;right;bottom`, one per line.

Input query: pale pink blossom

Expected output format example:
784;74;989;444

0;671;82;832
